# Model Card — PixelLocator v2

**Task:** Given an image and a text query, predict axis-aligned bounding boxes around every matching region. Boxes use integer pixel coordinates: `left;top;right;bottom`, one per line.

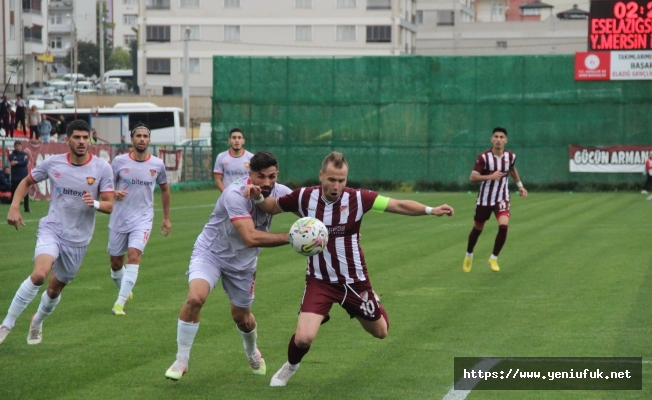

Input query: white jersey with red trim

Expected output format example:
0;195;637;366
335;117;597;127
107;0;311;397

646;159;652;176
473;150;516;207
108;152;168;233
30;153;114;246
213;149;254;187
193;177;291;270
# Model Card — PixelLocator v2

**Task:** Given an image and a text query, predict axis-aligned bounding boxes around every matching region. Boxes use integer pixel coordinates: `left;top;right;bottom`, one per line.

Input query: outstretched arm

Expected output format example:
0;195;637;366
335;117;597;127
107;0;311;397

244;184;283;215
385;198;454;217
508;168;528;197
231;218;290;248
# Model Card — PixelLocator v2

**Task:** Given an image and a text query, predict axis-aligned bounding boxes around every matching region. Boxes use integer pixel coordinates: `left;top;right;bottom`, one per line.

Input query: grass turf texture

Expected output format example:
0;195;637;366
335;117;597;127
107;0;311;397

0;190;649;400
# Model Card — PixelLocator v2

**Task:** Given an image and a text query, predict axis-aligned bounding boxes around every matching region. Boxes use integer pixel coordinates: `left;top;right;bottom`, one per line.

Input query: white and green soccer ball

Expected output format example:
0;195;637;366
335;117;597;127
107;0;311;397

289;217;329;256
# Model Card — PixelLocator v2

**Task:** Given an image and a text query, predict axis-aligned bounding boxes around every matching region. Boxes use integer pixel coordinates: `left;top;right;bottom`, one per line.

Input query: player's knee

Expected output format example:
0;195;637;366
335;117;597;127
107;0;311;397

293;332;315;347
185;294;206;310
29;273;46;286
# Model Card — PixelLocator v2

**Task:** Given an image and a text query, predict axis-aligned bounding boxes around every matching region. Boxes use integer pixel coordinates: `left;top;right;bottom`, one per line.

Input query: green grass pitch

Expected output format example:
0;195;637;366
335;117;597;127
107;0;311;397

0;190;650;399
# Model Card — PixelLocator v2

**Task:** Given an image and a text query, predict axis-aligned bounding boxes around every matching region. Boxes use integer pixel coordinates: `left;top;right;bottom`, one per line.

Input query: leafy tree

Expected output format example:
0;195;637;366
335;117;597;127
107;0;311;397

65;41;100;78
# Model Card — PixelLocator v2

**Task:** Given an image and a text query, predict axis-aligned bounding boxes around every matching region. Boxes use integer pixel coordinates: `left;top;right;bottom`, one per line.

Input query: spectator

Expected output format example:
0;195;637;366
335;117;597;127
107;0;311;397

642;152;652;194
38;115;52;143
0;166;10;192
9;141;30;213
0;96;8;130
56;115;67;141
28;105;41;141
91;128;109;144
14;95;27;137
3;102;15;139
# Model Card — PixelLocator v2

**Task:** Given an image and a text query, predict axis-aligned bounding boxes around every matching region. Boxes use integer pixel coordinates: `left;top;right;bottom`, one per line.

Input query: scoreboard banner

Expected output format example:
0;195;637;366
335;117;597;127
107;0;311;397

589;0;652;51
569;145;651;173
575;51;652;80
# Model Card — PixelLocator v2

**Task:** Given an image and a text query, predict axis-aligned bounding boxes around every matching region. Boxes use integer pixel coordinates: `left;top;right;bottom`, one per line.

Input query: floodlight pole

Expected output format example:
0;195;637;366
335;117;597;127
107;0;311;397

99;0;105;93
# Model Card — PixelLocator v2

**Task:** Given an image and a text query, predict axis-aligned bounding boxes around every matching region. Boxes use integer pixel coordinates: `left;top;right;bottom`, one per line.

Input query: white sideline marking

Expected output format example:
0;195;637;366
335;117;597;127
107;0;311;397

443;358;650;400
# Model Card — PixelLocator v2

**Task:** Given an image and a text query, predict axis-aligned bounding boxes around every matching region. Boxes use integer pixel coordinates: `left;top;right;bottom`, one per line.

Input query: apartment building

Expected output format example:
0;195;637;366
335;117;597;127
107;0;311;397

416;0;590;55
138;0;417;96
48;0;97;76
109;0;138;50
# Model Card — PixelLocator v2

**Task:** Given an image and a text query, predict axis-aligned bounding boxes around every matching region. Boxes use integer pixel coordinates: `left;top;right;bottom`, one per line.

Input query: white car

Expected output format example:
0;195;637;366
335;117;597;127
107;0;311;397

178;138;211;147
97;78;127;93
63;94;75;108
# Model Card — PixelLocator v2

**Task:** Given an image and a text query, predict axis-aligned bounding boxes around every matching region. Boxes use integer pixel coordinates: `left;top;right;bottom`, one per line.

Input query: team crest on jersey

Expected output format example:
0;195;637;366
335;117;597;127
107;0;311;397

150;169;157;177
54;171;61;178
86;177;96;186
340;205;348;213
245;162;250;168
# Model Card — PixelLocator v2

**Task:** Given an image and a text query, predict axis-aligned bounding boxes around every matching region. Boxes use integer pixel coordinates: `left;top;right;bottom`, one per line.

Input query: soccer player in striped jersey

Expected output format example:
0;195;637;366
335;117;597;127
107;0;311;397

213;127;254;192
246;151;454;387
1;120;114;345
463;127;528;273
107;125;171;316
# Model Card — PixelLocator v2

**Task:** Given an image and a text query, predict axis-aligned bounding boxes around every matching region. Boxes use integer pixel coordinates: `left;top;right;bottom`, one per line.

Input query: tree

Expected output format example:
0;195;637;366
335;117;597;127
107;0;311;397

109;47;132;70
65;41;101;78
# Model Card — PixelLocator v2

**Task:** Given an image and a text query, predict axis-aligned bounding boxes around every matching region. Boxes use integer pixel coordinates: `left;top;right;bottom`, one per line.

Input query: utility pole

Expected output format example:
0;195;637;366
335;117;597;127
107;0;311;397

20;12;25;96
99;0;105;93
182;27;190;137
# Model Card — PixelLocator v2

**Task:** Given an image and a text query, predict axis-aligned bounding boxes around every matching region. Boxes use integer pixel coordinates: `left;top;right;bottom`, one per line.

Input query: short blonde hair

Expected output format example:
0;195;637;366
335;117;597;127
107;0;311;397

321;151;348;172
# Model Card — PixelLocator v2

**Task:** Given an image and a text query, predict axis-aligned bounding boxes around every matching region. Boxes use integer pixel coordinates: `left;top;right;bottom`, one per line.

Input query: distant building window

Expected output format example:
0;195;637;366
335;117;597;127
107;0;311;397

416;10;424;24
225;25;241;41
296;26;312;41
147;58;171;75
224;0;240;7
163;87;182;95
50;37;62;49
296;0;311;7
180;58;201;73
123;14;137;25
338;0;356;7
491;3;504;16
367;0;390;10
521;8;541;16
496;41;507;48
50;13;63;25
437;10;454;26
181;0;199;6
146;0;170;9
366;25;391;42
124;35;136;46
22;0;41;13
124;0;137;4
146;26;171;42
337;25;356;41
24;25;42;43
181;25;200;40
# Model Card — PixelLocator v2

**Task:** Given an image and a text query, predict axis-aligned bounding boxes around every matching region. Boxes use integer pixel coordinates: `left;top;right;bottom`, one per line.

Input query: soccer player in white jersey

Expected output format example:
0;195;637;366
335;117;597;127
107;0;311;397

1;120;114;345
462;127;528;273
246;151;454;387
107;125;171;316
165;151;292;381
213;127;254;191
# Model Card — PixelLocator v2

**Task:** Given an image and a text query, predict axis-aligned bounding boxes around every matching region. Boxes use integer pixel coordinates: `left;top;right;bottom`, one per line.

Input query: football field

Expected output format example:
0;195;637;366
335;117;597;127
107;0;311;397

0;190;649;399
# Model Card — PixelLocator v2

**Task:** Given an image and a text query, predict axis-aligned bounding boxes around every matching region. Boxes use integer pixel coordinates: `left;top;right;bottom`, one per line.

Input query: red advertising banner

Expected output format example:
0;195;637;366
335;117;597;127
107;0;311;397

575;52;611;80
3;142;112;200
569;145;651;173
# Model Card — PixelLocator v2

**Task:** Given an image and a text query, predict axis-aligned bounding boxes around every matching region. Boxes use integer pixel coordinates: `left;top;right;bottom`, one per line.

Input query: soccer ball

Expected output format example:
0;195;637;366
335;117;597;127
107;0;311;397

289;217;328;256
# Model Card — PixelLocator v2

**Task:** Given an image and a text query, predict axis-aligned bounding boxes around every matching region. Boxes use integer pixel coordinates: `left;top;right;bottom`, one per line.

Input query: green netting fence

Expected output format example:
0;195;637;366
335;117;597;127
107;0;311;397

212;55;652;188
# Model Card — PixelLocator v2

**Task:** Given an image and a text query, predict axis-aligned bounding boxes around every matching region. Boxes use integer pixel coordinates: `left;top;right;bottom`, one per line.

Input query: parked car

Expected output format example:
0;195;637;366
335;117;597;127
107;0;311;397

177;138;211;147
76;81;97;93
63;94;75;108
47;80;72;96
96;77;127;92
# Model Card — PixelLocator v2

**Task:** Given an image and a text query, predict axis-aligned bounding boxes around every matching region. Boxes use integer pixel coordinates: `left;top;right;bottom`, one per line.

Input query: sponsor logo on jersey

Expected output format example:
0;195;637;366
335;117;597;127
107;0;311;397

328;225;346;235
56;187;84;197
86;177;96;186
122;178;154;187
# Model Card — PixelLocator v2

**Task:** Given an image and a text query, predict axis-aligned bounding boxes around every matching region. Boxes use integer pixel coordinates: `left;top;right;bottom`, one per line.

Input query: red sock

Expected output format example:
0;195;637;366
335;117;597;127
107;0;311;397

288;334;310;365
467;227;483;253
492;225;508;256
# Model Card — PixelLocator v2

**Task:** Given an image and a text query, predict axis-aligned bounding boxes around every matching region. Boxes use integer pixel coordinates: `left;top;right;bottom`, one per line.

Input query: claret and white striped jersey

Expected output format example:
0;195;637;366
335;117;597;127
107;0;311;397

277;186;378;284
473;150;516;207
30;153;114;246
109;153;167;233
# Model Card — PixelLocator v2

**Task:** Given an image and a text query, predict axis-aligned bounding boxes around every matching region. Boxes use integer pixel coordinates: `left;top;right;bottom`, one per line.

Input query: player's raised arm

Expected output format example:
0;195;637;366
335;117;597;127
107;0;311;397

384;197;454;217
244;184;283;215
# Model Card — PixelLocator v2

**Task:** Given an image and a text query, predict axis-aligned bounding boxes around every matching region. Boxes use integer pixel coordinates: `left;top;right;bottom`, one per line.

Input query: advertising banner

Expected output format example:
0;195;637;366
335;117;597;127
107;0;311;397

569;145;651;173
575;51;652;80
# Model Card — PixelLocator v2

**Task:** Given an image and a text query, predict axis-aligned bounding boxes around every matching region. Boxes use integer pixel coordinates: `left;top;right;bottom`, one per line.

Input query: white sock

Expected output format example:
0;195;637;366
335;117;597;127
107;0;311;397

490;254;498;260
238;326;258;357
288;362;300;371
466;252;473;258
2;277;41;329
32;291;61;326
116;264;138;306
111;267;125;290
177;319;199;361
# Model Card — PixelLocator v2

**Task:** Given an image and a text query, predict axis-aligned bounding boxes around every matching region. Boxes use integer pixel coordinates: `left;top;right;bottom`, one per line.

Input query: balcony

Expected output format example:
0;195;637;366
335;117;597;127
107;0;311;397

23;0;42;15
48;1;73;11
24;25;43;43
146;0;170;10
